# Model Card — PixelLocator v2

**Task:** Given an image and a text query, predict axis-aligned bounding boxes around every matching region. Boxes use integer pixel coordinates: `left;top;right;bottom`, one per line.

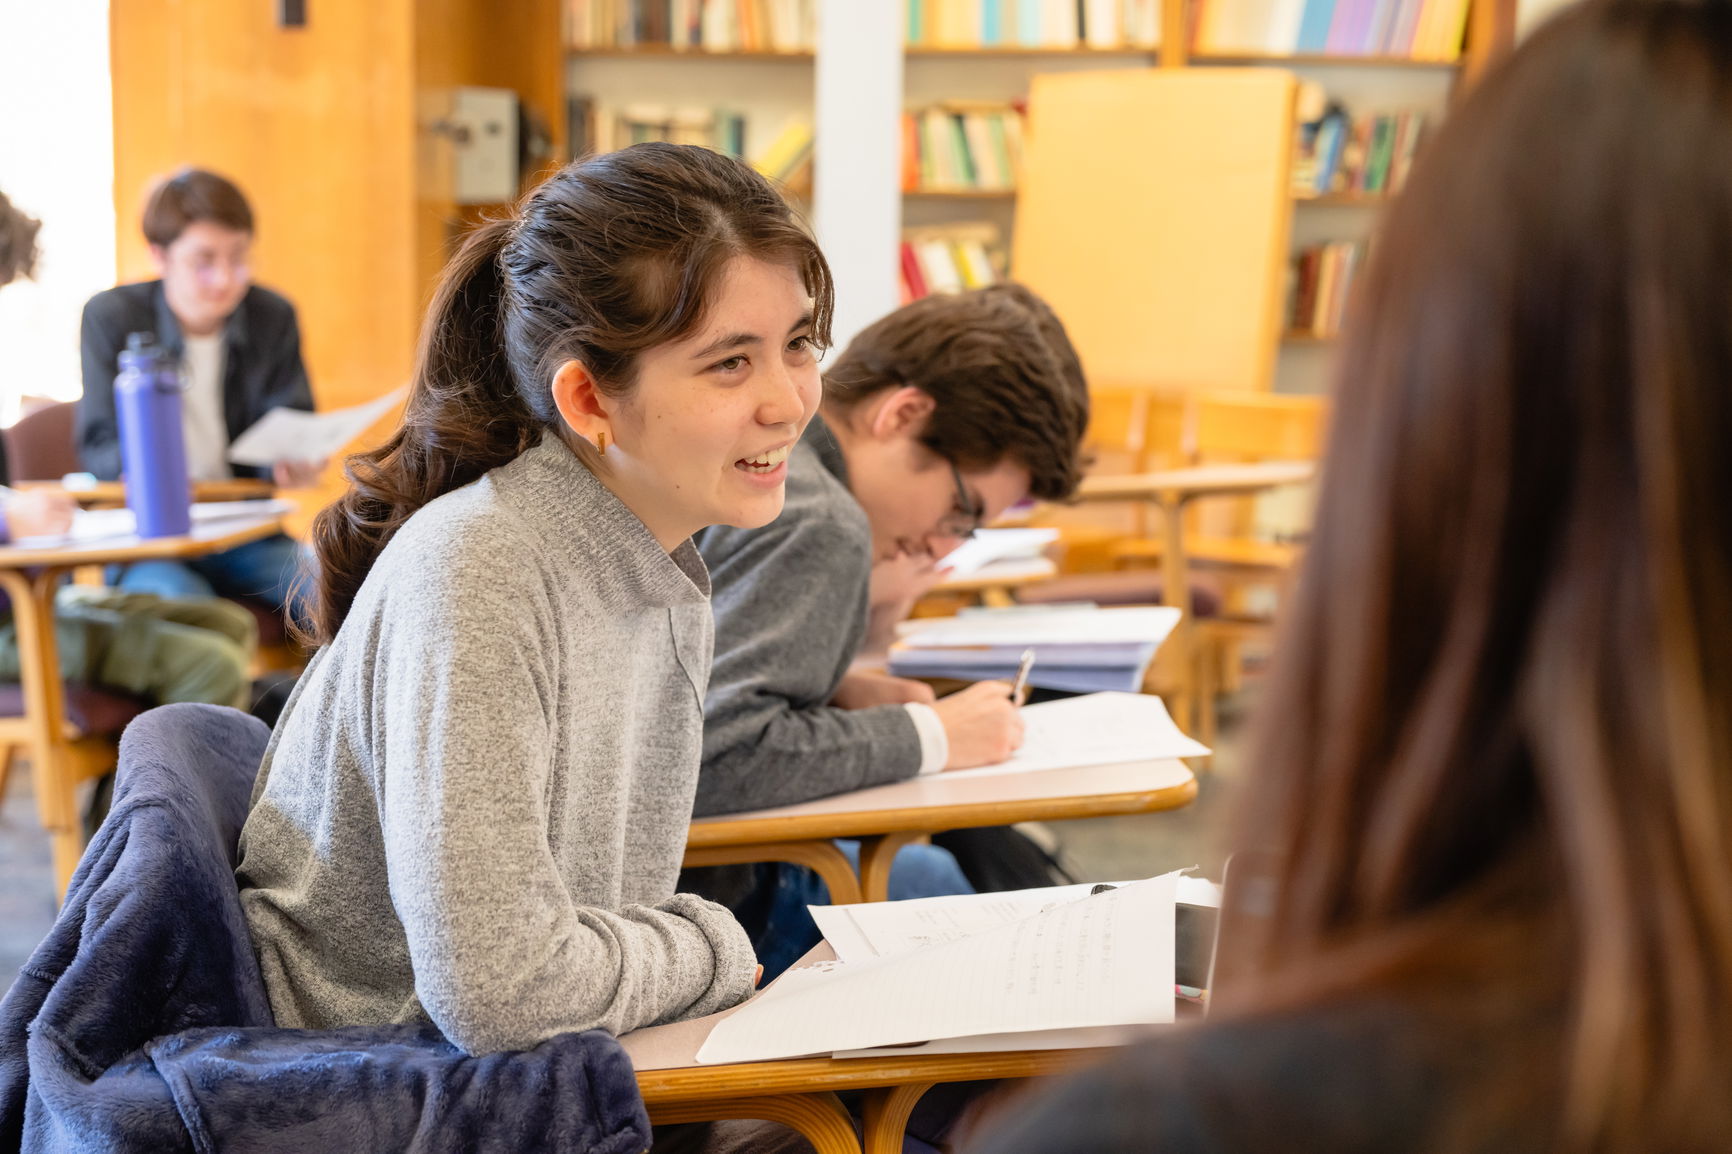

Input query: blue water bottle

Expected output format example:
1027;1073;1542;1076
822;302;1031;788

114;332;192;538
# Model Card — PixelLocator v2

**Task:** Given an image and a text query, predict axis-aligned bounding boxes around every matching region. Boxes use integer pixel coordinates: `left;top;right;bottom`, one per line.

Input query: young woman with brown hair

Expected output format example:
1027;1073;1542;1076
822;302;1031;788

968;0;1732;1149
236;143;831;1060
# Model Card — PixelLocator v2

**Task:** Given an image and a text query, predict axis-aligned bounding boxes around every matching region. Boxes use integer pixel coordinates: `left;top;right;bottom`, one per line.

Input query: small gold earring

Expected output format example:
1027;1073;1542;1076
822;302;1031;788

595;430;608;454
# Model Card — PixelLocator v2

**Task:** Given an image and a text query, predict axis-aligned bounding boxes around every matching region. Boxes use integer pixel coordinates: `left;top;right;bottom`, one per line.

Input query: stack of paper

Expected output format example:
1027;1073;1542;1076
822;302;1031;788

888;605;1180;692
695;874;1182;1064
12;500;297;547
936;527;1060;579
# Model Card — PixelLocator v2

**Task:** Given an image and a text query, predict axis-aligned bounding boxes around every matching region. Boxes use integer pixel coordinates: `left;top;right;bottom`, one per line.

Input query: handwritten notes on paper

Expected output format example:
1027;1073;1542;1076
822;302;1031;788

694;874;1179;1064
941;691;1210;780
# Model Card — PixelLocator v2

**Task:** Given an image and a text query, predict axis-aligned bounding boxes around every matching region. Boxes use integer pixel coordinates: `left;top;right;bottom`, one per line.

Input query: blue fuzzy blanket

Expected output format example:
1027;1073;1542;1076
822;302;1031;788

0;704;649;1153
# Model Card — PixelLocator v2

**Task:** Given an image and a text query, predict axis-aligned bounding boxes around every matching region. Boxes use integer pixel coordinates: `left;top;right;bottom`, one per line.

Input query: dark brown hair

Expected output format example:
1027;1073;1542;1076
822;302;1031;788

1221;0;1732;1147
141;168;255;247
0;189;41;287
822;284;1090;500
302;143;834;644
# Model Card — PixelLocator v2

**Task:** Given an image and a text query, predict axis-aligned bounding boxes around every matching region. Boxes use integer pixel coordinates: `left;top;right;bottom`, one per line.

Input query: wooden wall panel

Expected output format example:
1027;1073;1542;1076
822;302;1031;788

1011;69;1297;394
110;0;560;529
111;0;421;414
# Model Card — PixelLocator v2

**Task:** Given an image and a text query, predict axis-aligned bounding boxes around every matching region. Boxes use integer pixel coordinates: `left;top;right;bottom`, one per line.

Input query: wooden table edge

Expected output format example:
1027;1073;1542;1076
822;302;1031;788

685;776;1198;849
0;517;284;568
1074;463;1316;504
635;1046;1090;1104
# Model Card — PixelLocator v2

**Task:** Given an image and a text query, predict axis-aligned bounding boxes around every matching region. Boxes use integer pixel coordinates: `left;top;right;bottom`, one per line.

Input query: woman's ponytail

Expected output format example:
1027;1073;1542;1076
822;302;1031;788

298;218;538;645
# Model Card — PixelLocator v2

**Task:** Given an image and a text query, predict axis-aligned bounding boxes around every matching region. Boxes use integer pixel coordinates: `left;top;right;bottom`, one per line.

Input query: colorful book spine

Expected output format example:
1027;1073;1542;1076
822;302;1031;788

1295;0;1337;50
982;0;1006;44
1016;0;1044;44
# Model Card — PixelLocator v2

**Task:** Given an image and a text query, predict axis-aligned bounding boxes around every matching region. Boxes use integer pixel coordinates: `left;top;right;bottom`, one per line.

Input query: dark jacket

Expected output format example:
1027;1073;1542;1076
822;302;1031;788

0;703;651;1154
76;280;314;481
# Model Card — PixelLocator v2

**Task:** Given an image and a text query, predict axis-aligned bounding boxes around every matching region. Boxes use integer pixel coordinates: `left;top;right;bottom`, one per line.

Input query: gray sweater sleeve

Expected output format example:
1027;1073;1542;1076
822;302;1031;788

696;512;924;817
375;567;754;1053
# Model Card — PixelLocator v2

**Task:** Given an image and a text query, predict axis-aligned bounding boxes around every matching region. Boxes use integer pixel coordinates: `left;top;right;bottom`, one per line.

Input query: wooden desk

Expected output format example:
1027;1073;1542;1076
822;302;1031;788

622;941;1154;1154
641;1045;1086;1154
930;556;1058;609
0;515;285;894
1072;461;1315;729
15;478;277;508
684;758;1196;904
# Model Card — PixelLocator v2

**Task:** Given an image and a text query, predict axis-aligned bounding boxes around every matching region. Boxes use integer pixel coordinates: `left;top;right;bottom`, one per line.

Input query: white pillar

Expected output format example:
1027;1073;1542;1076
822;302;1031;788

813;0;902;355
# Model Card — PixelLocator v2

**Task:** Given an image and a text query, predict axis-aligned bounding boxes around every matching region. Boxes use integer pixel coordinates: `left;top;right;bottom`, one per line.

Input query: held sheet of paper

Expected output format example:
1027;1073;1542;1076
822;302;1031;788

226;387;406;467
945;691;1210;779
813;873;1214;1058
694;873;1179;1065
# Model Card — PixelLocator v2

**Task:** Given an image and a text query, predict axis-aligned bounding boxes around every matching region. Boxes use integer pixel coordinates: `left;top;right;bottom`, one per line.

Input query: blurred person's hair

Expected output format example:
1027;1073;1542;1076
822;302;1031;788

0;189;42;287
141;168;255;247
1218;0;1732;1148
822;284;1091;501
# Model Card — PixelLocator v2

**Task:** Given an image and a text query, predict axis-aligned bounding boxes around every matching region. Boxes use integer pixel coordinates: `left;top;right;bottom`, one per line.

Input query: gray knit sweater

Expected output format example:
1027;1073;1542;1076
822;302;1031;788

236;436;755;1055
693;417;924;816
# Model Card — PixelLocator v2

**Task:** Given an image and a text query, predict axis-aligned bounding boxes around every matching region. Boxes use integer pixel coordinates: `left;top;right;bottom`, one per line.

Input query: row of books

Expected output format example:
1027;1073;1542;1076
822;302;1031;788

1288;240;1367;338
907;0;1164;49
1193;0;1473;59
565;99;814;186
1293;107;1426;198
567;0;815;52
902;105;1026;192
899;224;1005;303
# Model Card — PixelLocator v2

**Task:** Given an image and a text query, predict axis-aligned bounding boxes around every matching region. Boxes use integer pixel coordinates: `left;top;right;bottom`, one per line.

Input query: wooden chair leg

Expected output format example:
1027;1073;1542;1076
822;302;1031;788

862;1082;937;1154
683;840;864;905
1192;633;1220;754
856;831;924;903
0;743;15;805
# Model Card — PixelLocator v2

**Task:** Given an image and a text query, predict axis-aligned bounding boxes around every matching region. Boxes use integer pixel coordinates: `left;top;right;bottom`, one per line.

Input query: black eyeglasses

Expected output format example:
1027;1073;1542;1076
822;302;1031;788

939;460;984;540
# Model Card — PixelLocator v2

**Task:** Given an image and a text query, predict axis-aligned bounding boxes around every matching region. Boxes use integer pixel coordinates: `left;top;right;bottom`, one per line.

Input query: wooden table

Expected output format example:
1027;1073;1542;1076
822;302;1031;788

1072;461;1315;729
684;758;1196;904
930;556;1058;609
14;478;276;508
639;1043;1088;1154
623;938;1177;1154
0;515;285;894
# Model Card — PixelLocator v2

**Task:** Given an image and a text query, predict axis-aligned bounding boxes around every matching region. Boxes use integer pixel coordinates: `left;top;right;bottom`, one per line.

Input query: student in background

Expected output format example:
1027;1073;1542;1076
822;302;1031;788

237;147;830;1154
968;1;1732;1149
77;168;320;610
0;188;254;711
690;285;1091;976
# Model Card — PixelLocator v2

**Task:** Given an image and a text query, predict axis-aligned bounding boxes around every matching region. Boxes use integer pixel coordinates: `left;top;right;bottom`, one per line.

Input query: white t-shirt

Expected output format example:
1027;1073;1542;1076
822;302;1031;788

180;333;233;482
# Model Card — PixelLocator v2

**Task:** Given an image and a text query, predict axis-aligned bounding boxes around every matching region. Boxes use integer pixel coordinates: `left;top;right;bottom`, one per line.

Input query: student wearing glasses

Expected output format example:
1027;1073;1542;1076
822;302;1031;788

688;285;1091;977
77;169;319;612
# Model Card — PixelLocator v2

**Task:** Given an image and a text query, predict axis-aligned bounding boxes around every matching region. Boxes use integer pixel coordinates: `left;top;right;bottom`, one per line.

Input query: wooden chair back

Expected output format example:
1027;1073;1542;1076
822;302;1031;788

1184;390;1327;544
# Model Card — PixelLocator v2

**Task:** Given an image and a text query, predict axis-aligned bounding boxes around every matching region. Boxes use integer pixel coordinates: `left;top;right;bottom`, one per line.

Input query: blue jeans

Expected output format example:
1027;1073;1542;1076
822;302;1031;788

115;533;305;611
750;841;974;981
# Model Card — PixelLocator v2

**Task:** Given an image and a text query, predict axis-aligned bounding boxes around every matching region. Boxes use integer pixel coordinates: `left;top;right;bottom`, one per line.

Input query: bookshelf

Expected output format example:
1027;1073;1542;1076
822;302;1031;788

546;0;1515;382
894;0;1513;392
561;2;819;195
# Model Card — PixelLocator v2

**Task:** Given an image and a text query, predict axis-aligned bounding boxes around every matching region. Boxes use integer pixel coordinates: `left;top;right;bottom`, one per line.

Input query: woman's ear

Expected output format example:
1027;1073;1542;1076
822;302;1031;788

550;359;613;452
866;385;937;442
